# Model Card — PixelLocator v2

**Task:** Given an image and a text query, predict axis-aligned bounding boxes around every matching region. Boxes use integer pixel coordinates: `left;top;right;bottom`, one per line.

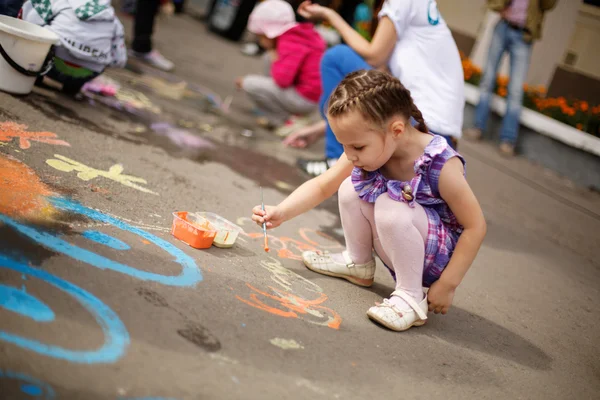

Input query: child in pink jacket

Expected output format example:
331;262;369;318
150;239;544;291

236;0;326;137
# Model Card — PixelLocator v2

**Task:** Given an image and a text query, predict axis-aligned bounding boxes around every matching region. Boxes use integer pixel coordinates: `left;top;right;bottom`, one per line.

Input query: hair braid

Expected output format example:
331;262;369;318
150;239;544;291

327;69;425;132
410;102;428;133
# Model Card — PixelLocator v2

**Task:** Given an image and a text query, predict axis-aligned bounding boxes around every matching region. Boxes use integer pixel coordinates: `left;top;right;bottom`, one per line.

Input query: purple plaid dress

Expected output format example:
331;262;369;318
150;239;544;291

351;135;465;287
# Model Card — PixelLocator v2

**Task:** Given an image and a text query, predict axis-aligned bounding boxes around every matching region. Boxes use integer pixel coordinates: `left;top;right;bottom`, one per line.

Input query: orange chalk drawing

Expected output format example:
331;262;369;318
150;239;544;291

232;219;344;328
235;217;343;261
237;283;342;330
236;257;342;329
0;155;55;219
0;121;70;150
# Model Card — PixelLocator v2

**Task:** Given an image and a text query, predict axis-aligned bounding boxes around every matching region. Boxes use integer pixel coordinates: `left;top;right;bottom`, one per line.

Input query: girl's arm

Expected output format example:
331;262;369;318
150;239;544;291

253;154;354;228
298;1;397;68
278;153;353;221
430;157;487;312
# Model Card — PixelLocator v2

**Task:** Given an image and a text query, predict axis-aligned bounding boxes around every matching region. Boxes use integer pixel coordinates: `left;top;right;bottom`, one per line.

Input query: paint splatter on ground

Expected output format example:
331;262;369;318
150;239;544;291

269;338;304;350
0;155;55;220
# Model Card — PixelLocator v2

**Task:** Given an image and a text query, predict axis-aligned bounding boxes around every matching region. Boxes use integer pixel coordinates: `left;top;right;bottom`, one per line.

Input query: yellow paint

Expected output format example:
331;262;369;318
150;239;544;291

46;154;158;195
270;338;304;350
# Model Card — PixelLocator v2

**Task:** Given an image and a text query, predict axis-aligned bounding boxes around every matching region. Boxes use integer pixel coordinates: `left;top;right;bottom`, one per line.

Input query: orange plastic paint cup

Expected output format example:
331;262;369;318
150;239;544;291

171;211;216;249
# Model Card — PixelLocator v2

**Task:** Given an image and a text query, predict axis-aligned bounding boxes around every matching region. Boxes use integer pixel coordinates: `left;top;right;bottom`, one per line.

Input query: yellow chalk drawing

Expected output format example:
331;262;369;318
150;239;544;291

259;257;321;295
130;76;189;101
270;338;304;350
115;89;161;114
274;180;295;191
46;154;158;195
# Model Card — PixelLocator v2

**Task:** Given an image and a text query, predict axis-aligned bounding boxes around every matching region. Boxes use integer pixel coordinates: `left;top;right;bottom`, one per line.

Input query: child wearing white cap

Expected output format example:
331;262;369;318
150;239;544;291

236;0;326;137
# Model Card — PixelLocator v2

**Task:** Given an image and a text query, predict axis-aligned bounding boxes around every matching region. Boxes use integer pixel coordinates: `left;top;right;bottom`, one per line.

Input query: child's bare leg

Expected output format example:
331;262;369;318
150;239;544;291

373;193;429;309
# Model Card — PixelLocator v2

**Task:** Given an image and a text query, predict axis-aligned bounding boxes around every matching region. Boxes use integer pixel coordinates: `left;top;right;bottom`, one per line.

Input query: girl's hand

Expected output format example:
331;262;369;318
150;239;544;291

252;205;284;229
297;1;332;21
282;126;321;148
427;279;456;315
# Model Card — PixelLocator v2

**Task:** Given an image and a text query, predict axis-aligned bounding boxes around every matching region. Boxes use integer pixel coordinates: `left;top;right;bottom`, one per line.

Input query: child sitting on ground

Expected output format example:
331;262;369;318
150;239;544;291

236;0;325;137
252;70;487;331
20;0;127;94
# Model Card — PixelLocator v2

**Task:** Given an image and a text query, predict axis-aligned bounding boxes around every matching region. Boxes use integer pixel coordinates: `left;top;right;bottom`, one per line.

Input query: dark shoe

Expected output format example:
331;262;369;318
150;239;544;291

297;158;338;177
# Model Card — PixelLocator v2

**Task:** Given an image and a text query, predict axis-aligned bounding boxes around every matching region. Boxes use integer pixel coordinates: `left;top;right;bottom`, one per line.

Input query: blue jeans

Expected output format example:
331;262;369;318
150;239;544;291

320;45;371;159
474;20;532;145
0;0;23;17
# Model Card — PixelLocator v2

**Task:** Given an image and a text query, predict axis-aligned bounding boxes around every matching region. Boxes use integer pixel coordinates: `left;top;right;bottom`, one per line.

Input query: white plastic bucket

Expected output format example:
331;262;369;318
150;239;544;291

0;16;59;95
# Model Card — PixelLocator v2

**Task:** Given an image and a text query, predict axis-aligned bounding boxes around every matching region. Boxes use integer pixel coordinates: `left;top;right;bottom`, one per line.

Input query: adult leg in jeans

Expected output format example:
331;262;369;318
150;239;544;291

320;45;372;159
474;21;508;133
500;28;532;145
132;0;160;54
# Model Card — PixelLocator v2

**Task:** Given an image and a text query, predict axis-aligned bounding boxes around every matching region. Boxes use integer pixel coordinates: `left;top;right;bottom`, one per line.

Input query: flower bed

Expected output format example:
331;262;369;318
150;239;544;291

461;54;600;138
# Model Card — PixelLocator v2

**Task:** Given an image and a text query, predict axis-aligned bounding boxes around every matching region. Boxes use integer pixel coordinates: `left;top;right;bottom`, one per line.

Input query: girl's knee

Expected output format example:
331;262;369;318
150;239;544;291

242;75;269;95
374;194;414;229
338;177;358;207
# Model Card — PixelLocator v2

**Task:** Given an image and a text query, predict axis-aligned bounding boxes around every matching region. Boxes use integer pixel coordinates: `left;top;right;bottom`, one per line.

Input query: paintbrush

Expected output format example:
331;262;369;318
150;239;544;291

260;187;269;252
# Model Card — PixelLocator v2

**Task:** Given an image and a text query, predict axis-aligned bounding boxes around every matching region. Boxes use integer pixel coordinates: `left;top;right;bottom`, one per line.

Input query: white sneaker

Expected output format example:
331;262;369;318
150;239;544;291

367;290;428;332
275;115;311;137
302;250;375;287
130;50;174;72
297;157;338;177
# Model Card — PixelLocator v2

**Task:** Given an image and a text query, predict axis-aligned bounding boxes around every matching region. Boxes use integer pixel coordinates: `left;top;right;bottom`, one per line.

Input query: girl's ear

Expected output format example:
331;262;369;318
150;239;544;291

389;118;407;138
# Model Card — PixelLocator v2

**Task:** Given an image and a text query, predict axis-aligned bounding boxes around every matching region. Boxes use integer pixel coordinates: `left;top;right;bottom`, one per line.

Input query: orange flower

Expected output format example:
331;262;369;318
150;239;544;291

523;83;529;91
496;77;508;87
580;101;589;112
537;86;547;94
576;123;583;130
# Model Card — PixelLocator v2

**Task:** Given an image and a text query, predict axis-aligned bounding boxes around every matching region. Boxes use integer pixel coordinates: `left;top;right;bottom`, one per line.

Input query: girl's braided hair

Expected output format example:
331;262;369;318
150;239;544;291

327;69;428;133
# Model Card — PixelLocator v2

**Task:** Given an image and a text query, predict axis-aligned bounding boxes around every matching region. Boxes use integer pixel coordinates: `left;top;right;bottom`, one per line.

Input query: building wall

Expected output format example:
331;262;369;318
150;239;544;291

565;4;600;80
437;0;599;89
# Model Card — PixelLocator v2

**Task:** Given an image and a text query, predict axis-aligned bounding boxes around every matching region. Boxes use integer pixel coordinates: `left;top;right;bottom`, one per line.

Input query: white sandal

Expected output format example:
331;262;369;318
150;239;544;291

366;290;428;331
302;250;375;287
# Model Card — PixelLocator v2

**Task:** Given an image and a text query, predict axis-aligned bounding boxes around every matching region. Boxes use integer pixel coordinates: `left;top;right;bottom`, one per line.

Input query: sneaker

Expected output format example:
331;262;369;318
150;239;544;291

297;157;338;177
302;250;375;287
499;142;515;157
275;115;311;137
130;50;174;72
366;290;428;332
463;127;482;141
